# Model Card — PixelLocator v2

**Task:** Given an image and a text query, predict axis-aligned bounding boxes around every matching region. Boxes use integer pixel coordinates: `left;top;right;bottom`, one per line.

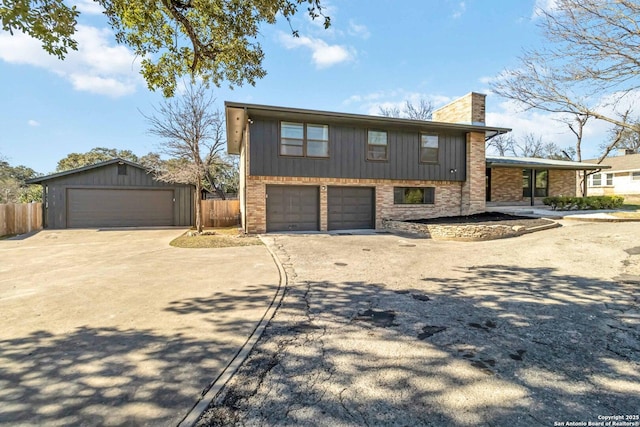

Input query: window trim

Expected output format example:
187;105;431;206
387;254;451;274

393;187;435;205
419;133;439;164
279;121;329;158
605;173;613;186
367;129;388;162
591;173;602;187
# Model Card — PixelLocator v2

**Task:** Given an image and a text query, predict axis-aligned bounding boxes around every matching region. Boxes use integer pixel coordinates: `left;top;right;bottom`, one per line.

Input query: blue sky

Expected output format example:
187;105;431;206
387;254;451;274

0;0;615;174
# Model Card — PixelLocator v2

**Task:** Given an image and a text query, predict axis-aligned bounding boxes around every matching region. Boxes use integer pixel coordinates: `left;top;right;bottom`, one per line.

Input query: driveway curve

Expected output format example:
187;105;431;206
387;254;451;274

0;228;280;426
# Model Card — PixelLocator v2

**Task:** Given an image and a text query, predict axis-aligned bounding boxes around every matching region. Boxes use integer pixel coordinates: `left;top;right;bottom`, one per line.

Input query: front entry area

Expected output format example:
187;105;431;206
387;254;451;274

327;186;375;230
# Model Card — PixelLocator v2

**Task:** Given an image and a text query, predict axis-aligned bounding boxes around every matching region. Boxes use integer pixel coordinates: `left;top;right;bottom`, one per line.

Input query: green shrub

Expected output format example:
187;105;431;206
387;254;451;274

543;196;625;210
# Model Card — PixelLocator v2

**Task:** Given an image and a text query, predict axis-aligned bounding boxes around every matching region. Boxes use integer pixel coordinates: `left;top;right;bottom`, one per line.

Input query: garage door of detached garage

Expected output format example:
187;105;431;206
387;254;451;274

67;189;174;228
328;187;375;230
266;185;319;232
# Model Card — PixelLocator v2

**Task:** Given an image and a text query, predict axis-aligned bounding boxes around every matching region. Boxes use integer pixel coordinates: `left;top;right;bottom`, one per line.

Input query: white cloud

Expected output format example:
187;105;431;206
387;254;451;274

342;89;453;116
0;25;142;97
532;0;560;19
348;20;371;39
278;32;354;68
27;120;40;127
72;0;104;15
452;2;466;19
485;98;618;159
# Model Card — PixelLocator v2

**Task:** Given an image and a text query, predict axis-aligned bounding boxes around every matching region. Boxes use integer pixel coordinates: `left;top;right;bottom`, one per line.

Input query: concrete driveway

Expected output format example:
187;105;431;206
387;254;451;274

200;221;640;426
0;228;280;426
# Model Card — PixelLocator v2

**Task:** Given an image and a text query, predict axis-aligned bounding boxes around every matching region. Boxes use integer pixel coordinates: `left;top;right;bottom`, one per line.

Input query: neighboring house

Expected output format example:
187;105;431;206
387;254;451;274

26;158;194;228
583;151;640;198
225;93;512;234
486;156;605;206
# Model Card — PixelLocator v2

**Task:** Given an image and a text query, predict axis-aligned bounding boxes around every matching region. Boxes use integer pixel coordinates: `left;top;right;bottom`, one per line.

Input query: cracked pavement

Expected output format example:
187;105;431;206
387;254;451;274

197;220;640;426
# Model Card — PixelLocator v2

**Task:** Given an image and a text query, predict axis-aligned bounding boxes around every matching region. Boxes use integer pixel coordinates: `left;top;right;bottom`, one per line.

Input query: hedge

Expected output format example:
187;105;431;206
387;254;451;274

542;196;625;210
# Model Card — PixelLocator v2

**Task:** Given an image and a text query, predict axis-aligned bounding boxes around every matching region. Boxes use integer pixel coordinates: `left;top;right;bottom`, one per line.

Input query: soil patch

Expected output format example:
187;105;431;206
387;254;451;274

406;212;553;229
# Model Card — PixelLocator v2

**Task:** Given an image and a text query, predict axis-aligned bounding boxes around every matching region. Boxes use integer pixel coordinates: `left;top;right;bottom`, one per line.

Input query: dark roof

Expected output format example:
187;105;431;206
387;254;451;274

225;101;512;155
26;158;148;184
486;156;608;170
582;152;640;173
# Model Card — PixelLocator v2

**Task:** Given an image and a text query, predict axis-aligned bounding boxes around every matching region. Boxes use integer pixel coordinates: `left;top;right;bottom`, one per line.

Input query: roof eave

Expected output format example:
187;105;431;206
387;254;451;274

224;101;511;135
25;158;148;184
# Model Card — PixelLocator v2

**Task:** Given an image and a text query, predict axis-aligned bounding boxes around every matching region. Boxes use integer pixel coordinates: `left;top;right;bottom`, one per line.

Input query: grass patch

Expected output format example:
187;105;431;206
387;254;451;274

170;226;262;248
611;211;640;219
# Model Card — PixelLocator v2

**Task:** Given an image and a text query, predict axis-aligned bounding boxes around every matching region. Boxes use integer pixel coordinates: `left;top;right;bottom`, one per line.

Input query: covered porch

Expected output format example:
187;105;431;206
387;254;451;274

485;156;606;207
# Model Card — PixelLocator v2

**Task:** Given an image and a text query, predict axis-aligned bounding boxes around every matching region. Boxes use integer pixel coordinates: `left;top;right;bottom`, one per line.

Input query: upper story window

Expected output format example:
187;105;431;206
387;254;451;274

367;130;388;161
632;171;640;181
420;133;439;163
280;122;329;157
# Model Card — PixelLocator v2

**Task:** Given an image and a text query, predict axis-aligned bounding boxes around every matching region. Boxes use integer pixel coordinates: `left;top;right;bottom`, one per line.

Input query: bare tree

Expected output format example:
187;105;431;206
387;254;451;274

513;133;545;158
379;99;433;120
486;134;516;156
143;84;227;233
491;0;640;133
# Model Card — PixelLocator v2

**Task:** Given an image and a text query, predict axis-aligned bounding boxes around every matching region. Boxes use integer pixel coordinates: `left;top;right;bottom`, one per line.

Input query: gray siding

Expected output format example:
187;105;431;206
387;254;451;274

43;163;193;228
249;118;467;181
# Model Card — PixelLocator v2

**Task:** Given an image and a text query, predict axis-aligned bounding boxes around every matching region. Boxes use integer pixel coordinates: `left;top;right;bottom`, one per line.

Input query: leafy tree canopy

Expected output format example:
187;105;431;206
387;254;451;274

56;147;139;171
1;0;329;97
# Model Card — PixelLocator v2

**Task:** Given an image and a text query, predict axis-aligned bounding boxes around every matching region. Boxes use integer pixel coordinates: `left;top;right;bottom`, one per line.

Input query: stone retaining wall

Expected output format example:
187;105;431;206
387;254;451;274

382;219;533;241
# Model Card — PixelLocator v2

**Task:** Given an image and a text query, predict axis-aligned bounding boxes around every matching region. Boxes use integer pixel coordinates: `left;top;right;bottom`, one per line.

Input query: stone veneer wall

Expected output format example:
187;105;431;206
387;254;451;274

383;219;530;241
490;168;523;202
245;176;464;234
549;169;577;197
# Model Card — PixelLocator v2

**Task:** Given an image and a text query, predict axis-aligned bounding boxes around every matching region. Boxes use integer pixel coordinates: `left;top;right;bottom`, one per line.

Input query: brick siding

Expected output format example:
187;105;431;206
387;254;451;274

245;175;463;234
549;169;577;197
433;93;486;125
490;168;522;202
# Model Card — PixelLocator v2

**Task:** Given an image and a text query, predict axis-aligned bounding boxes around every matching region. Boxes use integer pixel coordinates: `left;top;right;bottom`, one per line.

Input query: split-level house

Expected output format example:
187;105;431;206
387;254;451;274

226;93;513;233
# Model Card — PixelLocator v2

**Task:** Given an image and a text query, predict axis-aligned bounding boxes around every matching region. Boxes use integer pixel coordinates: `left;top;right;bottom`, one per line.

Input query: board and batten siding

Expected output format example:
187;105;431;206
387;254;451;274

43;163;193;228
248;118;467;181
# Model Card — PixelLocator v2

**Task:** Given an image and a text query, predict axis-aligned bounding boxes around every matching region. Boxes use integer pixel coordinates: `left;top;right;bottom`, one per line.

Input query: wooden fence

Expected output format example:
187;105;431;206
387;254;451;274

0;203;43;237
200;199;240;227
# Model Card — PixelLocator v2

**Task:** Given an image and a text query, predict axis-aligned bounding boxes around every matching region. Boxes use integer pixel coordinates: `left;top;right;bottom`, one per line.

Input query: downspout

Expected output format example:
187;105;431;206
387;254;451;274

242;107;249;234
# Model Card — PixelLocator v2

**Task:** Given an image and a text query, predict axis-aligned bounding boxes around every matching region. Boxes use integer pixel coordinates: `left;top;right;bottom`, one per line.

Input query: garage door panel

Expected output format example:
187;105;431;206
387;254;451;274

67;189;174;228
266;186;319;232
328;187;374;230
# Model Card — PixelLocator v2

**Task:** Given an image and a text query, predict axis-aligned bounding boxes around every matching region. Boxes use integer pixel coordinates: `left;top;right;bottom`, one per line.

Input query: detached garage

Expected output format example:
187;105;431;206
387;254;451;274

27;158;194;229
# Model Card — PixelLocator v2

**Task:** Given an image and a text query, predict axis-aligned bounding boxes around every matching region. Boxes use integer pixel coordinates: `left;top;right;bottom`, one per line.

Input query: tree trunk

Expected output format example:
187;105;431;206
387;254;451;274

195;182;203;233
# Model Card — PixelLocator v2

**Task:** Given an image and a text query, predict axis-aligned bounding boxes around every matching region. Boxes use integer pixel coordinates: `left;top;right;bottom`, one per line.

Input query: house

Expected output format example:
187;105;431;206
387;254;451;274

486;156;606;206
583;150;640;200
226;93;513;234
26;158;194;228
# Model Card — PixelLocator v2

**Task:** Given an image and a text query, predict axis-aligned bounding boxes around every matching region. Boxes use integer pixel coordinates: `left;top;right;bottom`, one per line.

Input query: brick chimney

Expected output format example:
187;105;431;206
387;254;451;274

432;92;486;125
433;92;487;215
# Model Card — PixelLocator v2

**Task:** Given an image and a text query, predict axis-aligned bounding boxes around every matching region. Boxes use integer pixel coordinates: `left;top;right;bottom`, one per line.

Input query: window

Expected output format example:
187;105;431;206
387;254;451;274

420;133;439;163
522;169;548;197
606;173;613;186
592;173;602;186
280;122;329;157
393;187;435;204
367;130;388;161
632;171;640;181
117;164;127;175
